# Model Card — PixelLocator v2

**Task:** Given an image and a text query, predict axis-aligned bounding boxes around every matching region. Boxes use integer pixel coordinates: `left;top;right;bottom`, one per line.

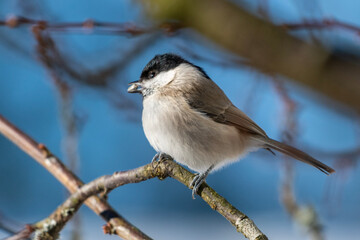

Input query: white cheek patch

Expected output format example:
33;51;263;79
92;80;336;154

143;69;176;89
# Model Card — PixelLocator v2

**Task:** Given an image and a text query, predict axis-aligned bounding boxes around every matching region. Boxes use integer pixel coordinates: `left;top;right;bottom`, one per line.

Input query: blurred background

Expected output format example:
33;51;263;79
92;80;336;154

0;0;359;239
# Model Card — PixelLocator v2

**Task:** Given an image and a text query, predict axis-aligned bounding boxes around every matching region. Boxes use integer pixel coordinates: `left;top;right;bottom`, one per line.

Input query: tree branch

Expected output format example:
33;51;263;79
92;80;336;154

3;10;360;113
273;79;324;240
0;114;151;240
31;159;267;240
0;15;182;35
143;0;360;112
282;18;360;34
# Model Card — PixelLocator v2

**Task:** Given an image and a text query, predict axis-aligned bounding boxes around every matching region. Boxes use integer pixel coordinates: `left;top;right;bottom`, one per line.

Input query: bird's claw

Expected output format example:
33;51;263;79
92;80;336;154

152;152;161;163
189;165;214;199
152;152;171;163
190;174;203;199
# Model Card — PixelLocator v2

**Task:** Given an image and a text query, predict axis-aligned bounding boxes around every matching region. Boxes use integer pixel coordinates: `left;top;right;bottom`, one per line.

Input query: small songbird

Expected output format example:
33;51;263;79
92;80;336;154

128;53;335;199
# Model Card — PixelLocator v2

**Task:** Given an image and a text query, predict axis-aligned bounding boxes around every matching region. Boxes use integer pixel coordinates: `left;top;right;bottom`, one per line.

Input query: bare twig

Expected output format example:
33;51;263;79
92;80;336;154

0;213;23;236
282;18;360;34
30;24;153;113
0;15;182;35
273;79;324;240
175;40;248;68
4;225;33;240
0;114;152;240
29;159;267;240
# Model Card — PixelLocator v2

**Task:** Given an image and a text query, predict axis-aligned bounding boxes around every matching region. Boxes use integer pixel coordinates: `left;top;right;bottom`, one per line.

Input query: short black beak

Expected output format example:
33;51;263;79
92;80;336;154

127;80;142;93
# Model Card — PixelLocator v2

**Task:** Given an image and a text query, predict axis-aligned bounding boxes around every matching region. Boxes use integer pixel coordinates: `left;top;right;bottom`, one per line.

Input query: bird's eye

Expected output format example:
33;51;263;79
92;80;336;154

149;71;156;79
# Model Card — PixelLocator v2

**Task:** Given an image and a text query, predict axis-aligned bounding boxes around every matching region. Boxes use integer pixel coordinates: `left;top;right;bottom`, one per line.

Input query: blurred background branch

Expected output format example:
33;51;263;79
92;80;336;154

143;0;360;113
273;78;324;240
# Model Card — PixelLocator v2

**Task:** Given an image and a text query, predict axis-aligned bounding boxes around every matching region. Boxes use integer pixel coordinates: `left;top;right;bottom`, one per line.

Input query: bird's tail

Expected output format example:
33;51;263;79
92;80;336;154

264;138;335;175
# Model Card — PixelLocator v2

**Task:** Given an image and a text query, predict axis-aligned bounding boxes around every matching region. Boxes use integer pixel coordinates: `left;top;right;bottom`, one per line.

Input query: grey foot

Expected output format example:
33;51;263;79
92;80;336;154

190;165;214;199
151;152;171;163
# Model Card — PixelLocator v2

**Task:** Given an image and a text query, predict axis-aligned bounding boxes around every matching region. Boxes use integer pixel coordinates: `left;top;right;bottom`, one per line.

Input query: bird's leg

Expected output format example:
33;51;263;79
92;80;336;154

151;152;172;163
190;165;214;199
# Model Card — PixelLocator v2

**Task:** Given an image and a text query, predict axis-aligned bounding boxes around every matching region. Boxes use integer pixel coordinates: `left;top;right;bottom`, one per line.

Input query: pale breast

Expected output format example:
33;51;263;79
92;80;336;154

142;94;252;173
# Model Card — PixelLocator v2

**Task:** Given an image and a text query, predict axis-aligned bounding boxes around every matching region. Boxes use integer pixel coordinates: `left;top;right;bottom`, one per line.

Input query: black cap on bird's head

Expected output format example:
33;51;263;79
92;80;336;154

127;53;209;94
140;53;189;79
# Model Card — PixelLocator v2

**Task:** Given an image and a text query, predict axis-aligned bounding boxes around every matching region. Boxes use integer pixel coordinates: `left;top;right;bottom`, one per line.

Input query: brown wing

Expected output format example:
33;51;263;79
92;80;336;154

223;105;268;137
184;78;267;138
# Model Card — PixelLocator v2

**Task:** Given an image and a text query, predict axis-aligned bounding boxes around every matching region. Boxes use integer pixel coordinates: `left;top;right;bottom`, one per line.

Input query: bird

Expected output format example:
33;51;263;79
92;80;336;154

127;53;335;199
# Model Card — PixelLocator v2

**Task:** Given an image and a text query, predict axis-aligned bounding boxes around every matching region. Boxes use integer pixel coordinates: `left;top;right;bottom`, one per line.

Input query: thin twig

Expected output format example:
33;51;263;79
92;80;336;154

3;15;359;36
273;79;324;240
0;15;182;35
31;24;150;113
282;18;360;34
0;213;23;236
0;114;151;240
4;225;33;240
30;159;267;240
